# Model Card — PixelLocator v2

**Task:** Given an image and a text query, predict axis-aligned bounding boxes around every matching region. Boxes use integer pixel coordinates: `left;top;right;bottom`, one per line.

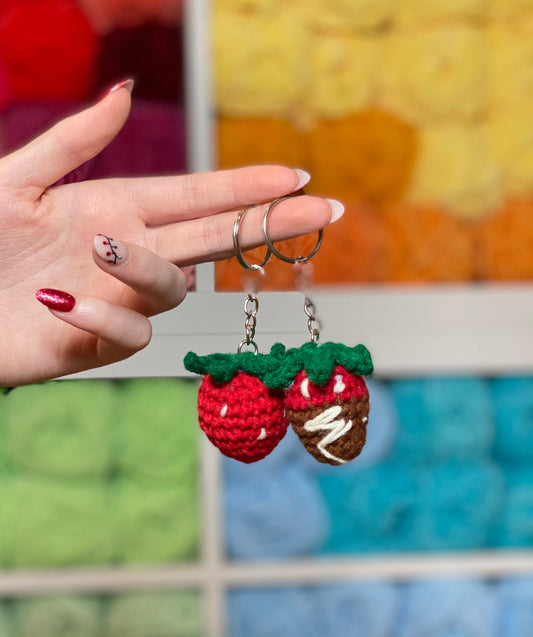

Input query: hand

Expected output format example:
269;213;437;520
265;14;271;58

0;83;342;386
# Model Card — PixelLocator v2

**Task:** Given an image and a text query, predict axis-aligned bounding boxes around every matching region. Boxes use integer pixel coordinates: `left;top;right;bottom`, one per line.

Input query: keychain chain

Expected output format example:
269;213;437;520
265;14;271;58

295;261;321;343
304;296;320;343
184;196;374;467
238;293;259;353
237;267;264;354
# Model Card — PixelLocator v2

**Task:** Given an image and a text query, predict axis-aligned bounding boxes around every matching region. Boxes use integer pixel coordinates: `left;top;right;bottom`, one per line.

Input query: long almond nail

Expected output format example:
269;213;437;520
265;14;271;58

327;199;345;223
107;78;135;96
94;234;126;265
36;289;76;312
294;169;311;190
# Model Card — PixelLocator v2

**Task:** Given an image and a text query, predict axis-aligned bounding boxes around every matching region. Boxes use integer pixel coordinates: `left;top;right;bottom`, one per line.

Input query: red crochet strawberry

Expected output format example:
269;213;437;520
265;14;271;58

284;365;369;465
184;352;289;463
197;372;287;463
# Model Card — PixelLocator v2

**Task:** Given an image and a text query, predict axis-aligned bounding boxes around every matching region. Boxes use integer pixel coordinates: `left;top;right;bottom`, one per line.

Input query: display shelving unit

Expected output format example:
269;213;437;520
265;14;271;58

1;2;533;636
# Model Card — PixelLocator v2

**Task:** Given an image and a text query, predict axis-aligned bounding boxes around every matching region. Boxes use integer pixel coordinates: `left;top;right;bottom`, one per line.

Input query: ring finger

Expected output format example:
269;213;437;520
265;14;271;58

150;195;342;266
93;234;188;315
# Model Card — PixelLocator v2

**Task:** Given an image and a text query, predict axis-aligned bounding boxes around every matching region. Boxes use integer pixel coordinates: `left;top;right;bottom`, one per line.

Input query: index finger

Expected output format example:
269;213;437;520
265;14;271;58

125;165;311;226
0;85;132;200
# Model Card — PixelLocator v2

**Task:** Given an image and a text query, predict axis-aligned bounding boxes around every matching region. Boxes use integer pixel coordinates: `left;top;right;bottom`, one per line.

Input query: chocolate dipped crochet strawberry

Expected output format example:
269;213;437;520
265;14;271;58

184;342;373;465
275;342;372;466
285;364;369;465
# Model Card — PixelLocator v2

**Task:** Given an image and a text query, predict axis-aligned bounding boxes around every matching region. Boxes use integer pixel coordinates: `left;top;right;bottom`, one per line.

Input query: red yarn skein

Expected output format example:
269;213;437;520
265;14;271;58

0;0;99;101
78;0;184;33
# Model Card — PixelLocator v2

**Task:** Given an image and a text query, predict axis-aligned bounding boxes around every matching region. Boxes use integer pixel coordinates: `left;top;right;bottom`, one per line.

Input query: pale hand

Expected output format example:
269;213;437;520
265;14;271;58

0;85;340;386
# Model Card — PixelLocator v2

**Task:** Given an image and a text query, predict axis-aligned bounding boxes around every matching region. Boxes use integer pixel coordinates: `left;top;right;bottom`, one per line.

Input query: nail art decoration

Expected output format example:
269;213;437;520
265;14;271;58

94;234;123;265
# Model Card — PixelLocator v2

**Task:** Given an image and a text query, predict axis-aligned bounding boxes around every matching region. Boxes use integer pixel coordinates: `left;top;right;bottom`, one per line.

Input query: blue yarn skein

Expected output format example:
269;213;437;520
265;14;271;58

390;377;494;464
497;578;533;637
490;467;533;548
227;588;319;637
224;464;328;560
491;377;533;463
311;580;400;637
228;582;401;637
317;462;419;555
318;459;504;555
413;460;505;551
397;579;498;637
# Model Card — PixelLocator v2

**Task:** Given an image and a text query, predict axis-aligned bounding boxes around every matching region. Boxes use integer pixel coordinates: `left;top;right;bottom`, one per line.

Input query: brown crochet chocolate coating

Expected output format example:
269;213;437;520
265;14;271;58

287;394;369;465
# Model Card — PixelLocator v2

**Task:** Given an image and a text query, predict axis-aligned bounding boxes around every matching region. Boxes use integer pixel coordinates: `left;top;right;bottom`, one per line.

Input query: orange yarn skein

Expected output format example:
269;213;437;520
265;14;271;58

383;203;475;282
475;199;533;280
306;110;419;208
217;116;306;169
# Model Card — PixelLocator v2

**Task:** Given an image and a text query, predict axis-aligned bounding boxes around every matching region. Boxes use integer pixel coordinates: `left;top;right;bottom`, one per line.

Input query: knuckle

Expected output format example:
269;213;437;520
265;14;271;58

131;319;152;351
158;267;187;312
172;269;188;307
200;213;227;255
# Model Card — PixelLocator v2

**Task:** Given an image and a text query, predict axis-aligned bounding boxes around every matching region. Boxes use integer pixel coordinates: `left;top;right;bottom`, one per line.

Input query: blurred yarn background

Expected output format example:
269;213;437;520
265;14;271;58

0;0;187;175
213;0;533;289
223;375;533;636
0;378;204;634
1;0;533;635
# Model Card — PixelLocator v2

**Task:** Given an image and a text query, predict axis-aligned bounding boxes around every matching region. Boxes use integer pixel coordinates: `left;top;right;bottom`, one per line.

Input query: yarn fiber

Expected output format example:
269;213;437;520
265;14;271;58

285;365;370;465
197;372;288;463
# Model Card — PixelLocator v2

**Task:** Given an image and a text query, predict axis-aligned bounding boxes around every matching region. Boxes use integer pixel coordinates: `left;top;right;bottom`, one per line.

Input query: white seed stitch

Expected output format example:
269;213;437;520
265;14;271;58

333;374;346;394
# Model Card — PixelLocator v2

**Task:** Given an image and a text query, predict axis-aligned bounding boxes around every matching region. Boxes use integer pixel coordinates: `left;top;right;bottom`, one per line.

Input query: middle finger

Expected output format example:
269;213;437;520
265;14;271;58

150;195;340;266
124;165;310;226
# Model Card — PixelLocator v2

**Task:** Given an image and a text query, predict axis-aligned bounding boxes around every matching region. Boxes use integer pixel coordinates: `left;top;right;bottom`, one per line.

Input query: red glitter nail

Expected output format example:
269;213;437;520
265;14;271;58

36;288;76;312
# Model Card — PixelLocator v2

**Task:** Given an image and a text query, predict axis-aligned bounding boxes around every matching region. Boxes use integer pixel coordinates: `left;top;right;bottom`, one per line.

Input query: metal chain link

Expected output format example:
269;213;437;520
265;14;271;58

304;296;320;343
294;262;321;343
237;293;259;354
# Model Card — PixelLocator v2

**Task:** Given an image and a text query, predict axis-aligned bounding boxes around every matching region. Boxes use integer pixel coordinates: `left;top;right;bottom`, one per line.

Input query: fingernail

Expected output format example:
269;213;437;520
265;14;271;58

94;234;127;265
294;168;311;190
36;289;76;312
107;78;135;96
327;198;345;223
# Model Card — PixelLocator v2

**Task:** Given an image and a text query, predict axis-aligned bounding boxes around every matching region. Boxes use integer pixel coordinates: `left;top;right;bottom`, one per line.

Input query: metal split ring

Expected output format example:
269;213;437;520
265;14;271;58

262;196;324;264
233;204;272;271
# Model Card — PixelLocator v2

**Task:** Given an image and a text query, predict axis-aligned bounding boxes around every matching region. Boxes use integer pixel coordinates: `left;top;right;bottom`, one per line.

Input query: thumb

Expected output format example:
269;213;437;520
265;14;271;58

0;79;134;199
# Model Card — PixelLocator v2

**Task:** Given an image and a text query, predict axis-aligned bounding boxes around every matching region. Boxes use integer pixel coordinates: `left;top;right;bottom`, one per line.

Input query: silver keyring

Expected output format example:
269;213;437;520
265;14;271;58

233;204;272;271
262;196;324;264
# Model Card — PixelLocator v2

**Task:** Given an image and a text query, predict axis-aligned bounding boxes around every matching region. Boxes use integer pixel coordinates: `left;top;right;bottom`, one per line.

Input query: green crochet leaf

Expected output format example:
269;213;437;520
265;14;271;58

280;341;373;387
183;350;281;385
184;341;373;389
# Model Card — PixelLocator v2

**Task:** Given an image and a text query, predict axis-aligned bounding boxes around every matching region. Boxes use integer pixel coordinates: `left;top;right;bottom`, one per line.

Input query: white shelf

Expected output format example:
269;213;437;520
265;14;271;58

1;551;532;598
69;284;533;380
222;551;533;586
314;283;533;376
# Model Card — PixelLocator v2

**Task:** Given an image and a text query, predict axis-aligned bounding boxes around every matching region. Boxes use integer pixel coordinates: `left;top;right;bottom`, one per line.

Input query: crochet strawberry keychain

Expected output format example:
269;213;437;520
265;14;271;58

184;197;373;465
